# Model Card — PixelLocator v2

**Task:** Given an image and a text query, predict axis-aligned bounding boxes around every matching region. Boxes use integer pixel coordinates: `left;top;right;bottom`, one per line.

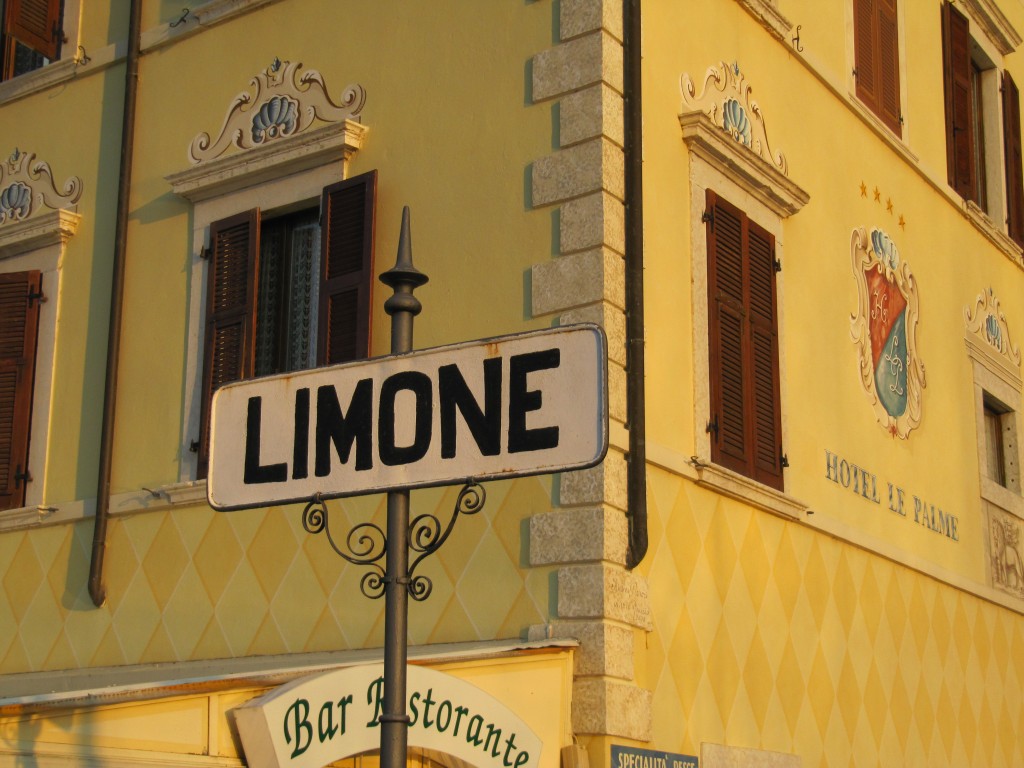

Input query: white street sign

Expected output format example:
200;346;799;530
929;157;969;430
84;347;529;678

207;324;607;510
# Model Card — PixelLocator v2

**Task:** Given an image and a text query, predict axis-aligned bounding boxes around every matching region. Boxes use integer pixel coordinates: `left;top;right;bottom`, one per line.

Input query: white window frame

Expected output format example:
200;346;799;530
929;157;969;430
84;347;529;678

166;120;367;482
0;209;79;517
679;112;809;519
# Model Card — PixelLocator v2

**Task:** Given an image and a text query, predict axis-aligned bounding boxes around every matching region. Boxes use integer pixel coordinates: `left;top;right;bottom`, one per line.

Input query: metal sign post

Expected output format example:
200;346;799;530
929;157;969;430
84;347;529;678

377;206;425;768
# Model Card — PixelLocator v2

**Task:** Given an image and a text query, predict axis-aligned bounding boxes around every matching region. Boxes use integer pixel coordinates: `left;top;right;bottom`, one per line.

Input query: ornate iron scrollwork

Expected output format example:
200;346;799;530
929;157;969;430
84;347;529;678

302;493;387;599
302;481;485;601
407;482;485;601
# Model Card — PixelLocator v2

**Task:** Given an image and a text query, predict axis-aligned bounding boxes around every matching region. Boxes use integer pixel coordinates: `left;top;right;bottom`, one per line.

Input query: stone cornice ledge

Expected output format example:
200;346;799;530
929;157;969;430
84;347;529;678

0;209;81;260
142;0;285;52
693;460;807;521
964;199;1023;266
167;120;368;202
680;112;809;218
0;58;78;106
965;335;1022;392
962;0;1022;55
735;0;793;42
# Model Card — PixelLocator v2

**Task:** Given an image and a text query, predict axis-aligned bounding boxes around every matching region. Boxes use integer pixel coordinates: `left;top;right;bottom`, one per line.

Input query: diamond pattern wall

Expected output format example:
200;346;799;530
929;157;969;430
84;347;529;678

0;476;554;674
643;469;1024;768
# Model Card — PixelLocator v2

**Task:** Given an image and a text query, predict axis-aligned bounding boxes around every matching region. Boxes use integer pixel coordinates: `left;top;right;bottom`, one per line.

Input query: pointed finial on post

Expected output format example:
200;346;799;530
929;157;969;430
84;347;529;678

380;206;429;354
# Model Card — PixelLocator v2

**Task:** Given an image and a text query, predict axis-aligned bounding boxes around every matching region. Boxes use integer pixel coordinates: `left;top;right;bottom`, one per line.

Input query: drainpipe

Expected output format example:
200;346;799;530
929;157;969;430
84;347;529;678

624;0;648;569
89;0;143;607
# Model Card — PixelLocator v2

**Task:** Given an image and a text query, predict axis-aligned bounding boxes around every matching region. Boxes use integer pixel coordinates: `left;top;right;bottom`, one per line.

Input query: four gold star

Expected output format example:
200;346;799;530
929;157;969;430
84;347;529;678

861;183;905;228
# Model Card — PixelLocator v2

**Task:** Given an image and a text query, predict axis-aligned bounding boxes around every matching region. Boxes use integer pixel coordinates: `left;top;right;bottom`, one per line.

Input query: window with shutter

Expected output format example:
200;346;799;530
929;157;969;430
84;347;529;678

853;0;902;136
196;171;376;478
1003;72;1024;247
706;190;784;491
1;0;61;80
940;1;1023;242
0;270;41;511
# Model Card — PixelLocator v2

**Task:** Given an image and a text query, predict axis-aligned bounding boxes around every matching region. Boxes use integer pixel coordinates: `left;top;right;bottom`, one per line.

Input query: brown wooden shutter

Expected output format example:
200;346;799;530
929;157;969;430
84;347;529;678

854;0;879;113
855;0;902;136
747;222;783;490
1003;71;1024;247
0;270;41;510
942;1;975;200
3;0;61;59
877;0;902;135
706;191;783;490
197;210;260;478
707;190;750;477
319;170;376;365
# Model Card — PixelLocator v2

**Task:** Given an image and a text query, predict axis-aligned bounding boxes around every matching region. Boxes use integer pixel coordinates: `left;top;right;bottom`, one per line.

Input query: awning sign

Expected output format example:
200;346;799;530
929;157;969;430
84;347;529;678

233;663;543;768
208;324;608;510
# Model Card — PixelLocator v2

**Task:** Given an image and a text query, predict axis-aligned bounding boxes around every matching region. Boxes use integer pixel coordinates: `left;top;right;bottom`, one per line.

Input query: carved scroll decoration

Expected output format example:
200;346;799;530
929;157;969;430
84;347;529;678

850;227;926;439
0;148;83;225
189;58;366;165
965;287;1022;368
680;60;788;176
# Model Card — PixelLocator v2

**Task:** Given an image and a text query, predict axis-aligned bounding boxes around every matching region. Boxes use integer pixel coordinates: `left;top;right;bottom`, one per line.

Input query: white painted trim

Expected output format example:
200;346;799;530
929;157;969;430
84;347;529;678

679;112;809;218
141;0;286;53
167;120;368;202
961;0;1022;55
733;0;793;42
0;209;80;260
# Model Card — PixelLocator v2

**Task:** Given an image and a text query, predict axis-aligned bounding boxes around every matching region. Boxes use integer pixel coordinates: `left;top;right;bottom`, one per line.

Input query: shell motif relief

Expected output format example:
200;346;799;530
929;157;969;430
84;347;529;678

0;182;32;223
722;99;752;147
252;95;299;143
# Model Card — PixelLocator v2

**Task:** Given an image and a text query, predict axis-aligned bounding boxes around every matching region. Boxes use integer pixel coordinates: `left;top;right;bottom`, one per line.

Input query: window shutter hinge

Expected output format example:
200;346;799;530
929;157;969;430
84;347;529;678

200;246;211;260
14;465;30;487
780;453;790;469
189;439;200;453
773;256;782;273
899;112;905;126
702;210;714;226
27;287;44;307
852;67;858;80
706;416;719;439
52;21;67;44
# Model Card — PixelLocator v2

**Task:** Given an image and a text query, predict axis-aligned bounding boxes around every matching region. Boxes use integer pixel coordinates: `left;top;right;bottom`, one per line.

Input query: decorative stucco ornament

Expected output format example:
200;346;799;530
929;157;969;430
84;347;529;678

964;287;1021;368
850;227;926;439
188;59;366;165
680;60;788;175
0;148;83;225
990;510;1024;599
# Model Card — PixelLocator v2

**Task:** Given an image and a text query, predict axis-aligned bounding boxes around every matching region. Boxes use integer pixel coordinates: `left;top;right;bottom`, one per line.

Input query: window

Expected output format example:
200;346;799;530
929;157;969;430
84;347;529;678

705;189;784;491
196;171;375;477
983;393;1017;489
0;269;40;510
941;1;1024;246
1;0;61;81
853;0;902;135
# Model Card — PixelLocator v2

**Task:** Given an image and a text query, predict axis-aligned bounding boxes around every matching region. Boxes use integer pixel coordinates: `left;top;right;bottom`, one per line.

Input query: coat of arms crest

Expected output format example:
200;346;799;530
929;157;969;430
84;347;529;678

850;227;926;438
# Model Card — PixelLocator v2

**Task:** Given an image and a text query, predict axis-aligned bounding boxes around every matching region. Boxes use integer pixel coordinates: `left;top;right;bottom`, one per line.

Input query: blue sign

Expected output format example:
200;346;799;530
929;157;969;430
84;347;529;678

611;746;697;768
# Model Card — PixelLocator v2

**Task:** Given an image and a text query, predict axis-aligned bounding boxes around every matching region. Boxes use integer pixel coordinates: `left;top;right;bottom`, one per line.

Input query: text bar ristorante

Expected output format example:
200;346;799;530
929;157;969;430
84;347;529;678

207;324;608;510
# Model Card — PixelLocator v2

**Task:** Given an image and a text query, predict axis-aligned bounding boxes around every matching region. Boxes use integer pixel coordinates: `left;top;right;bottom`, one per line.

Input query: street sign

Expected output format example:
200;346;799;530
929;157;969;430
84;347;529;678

207;324;608;510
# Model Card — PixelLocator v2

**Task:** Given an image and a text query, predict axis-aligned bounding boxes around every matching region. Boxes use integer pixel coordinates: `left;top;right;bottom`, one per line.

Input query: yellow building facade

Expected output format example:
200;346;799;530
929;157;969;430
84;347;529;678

0;1;1022;766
